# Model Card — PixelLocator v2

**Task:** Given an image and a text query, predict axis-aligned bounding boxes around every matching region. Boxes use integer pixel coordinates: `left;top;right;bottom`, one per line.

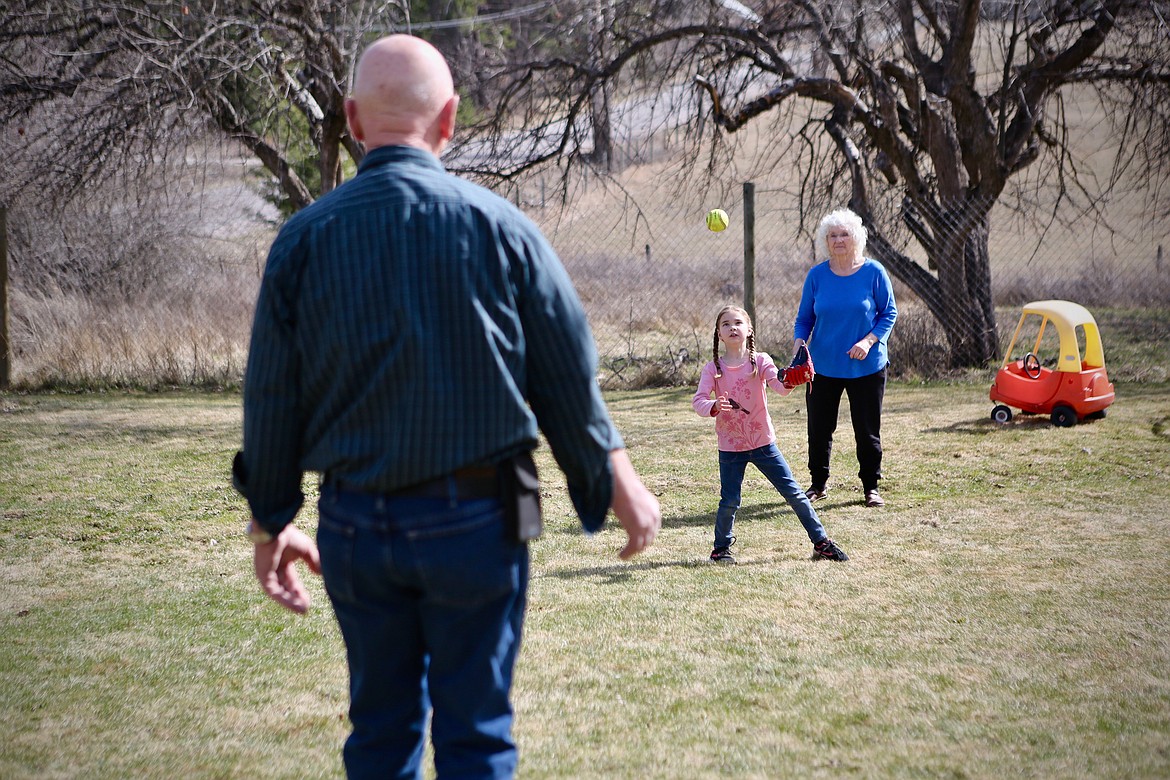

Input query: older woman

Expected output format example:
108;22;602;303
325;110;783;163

793;208;898;507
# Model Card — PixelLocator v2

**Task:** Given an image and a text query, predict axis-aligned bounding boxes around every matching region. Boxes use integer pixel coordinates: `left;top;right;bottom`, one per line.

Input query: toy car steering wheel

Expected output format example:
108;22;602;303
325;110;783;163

1023;352;1042;379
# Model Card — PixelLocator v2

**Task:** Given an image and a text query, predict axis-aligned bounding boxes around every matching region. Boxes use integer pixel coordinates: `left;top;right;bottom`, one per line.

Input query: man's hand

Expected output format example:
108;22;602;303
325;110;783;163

252;524;322;614
608;449;661;560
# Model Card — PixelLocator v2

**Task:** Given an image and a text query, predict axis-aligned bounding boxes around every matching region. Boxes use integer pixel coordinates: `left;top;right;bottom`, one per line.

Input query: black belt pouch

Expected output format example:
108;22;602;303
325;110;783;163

501;450;543;542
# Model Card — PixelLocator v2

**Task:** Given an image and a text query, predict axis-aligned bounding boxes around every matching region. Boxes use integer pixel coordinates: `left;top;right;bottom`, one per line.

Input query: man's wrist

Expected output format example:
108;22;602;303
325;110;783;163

245;519;276;545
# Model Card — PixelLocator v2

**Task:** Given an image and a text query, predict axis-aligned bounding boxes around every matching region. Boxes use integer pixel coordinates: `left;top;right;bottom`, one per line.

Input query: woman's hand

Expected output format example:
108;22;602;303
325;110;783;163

849;335;877;360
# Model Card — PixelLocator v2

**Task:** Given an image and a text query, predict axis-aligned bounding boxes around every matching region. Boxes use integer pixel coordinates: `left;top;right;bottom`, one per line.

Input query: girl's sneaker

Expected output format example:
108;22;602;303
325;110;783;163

709;546;736;564
813;538;849;561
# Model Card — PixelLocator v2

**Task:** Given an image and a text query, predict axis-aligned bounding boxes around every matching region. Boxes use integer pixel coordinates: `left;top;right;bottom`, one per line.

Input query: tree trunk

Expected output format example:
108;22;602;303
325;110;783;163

588;86;614;171
925;209;999;368
870;204;1000;368
319;115;347;195
586;0;614;171
937;223;999;367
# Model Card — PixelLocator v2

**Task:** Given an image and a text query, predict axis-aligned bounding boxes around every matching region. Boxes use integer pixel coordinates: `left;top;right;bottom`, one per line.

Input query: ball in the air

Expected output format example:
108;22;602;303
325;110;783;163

706;208;729;232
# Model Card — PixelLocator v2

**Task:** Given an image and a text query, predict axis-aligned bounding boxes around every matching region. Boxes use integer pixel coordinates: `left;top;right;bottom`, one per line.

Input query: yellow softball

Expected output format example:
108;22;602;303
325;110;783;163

706;208;729;232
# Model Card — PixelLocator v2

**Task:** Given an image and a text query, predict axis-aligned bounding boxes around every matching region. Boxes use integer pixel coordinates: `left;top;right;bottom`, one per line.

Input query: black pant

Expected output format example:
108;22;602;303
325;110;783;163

804;366;887;492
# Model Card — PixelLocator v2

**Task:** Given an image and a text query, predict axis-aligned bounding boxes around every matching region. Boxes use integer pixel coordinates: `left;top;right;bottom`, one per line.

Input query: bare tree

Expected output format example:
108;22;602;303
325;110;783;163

0;0;415;213
452;0;1170;367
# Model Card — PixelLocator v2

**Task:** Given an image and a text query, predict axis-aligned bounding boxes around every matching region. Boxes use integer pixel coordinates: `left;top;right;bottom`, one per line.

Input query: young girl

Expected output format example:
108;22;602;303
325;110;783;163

692;305;848;563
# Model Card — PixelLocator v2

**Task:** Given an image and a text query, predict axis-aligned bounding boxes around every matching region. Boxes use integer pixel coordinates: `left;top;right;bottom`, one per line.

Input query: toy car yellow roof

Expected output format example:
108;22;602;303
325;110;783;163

1020;300;1096;325
1011;299;1105;371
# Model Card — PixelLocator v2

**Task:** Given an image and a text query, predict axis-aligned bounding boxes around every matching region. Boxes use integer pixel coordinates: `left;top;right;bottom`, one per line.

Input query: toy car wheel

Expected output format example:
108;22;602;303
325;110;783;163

1051;405;1078;427
991;405;1013;424
1023;352;1042;379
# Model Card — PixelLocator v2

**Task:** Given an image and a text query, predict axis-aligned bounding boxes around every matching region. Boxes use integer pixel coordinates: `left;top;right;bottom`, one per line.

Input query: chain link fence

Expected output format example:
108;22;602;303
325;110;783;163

516;174;1170;388
4;161;1167;390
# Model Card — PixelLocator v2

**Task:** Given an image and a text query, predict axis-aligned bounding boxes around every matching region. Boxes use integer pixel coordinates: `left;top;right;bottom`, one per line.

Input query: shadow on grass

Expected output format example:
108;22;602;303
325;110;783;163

536;557;709;584
655;500;805;530
569;498;873;533
535;552;824;583
922;413;1058;435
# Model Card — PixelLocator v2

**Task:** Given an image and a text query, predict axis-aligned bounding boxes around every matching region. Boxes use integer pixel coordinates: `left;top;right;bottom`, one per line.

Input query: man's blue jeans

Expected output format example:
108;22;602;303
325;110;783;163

715;443;827;549
317;482;528;780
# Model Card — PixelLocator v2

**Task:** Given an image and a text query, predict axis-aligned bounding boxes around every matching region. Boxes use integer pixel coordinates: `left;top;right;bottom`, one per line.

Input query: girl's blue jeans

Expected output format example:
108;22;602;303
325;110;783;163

715;443;827;549
317;482;528;780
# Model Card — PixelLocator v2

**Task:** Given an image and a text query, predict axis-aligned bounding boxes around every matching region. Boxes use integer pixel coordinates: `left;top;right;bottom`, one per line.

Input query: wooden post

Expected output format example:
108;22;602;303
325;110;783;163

742;182;756;325
0;204;9;389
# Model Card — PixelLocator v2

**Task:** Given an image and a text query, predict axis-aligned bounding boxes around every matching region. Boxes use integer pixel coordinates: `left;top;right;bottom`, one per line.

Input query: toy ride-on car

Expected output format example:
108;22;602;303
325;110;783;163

989;299;1115;427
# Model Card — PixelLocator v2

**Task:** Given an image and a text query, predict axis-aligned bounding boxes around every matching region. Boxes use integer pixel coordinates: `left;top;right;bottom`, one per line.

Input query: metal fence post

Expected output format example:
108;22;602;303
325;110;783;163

1;204;9;389
742;181;755;324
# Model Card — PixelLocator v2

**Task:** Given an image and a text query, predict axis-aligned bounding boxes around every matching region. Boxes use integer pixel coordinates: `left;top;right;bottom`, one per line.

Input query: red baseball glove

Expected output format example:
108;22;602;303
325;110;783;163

782;345;815;388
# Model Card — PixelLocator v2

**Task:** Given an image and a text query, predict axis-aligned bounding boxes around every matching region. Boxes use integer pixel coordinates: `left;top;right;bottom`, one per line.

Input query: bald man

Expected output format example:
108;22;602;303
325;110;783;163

233;35;661;779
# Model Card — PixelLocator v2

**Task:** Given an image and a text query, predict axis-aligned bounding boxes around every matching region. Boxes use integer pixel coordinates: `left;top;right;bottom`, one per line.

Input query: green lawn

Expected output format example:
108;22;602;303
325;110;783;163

2;384;1168;778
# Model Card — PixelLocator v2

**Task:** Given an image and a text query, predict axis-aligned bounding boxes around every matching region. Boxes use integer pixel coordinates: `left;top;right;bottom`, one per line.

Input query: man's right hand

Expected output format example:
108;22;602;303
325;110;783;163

608;449;662;560
252;524;322;614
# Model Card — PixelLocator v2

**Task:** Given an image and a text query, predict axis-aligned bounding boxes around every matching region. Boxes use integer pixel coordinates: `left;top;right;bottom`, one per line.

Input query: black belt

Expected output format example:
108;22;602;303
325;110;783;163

397;466;499;499
327;466;500;501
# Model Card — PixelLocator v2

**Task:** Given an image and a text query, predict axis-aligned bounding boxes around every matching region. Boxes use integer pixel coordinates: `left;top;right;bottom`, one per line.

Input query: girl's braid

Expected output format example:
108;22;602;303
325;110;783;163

747;333;758;376
713;326;723;378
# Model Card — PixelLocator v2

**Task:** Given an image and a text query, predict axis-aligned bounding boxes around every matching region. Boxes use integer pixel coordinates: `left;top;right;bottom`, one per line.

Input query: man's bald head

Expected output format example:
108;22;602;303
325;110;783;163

346;35;458;155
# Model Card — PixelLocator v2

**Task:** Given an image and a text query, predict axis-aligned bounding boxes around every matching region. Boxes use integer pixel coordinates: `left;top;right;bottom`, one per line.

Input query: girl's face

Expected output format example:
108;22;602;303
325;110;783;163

718;311;751;346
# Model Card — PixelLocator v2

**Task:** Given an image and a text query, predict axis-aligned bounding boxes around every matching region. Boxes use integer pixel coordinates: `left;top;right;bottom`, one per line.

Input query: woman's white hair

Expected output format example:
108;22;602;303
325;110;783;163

814;208;868;261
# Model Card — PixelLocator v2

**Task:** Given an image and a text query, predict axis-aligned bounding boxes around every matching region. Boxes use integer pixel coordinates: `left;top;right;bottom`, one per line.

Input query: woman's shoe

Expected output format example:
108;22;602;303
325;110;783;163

864;489;885;507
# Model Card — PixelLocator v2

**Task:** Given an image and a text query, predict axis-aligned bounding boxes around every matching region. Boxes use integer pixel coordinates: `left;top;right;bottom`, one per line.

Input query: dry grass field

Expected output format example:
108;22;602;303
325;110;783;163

1;384;1168;778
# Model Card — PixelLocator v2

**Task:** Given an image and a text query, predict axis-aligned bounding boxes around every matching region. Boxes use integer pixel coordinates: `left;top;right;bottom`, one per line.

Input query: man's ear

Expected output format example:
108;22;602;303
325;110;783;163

345;98;364;142
437;94;459;143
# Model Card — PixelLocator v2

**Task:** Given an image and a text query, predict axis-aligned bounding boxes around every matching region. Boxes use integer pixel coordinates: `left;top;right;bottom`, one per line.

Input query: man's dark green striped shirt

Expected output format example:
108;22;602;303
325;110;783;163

235;145;621;534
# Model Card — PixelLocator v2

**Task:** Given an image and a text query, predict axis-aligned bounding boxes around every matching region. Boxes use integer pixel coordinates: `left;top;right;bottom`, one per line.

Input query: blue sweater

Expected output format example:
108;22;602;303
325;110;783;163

793;259;898;379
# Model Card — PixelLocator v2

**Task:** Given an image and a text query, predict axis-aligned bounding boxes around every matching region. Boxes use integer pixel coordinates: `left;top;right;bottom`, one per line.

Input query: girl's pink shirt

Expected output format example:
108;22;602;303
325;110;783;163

692;352;792;452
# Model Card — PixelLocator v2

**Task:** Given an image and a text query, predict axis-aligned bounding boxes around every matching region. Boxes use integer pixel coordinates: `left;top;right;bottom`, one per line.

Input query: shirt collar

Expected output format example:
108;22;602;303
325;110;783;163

356;144;446;175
